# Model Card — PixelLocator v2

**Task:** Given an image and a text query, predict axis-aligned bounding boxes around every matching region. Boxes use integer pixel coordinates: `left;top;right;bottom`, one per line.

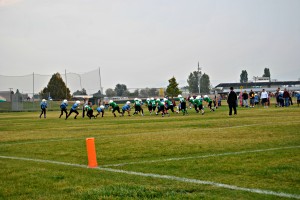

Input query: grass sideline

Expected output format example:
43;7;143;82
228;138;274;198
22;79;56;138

0;105;299;199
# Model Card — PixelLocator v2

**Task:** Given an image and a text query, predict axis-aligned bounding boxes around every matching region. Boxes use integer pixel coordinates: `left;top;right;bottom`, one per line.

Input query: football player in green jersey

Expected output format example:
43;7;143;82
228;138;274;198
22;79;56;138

133;98;144;116
178;95;188;115
203;95;215;112
156;98;166;117
195;95;205;115
109;100;121;117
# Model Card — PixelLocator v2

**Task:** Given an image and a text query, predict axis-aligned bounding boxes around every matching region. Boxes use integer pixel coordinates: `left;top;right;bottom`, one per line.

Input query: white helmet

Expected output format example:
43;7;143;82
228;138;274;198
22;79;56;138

63;99;68;104
134;98;138;101
42;99;46;102
150;97;154;100
204;95;208;98
156;98;160;101
76;100;80;104
109;100;113;103
126;101;131;105
190;97;194;100
196;95;201;99
146;98;150;101
85;105;89;108
100;105;105;109
178;95;182;98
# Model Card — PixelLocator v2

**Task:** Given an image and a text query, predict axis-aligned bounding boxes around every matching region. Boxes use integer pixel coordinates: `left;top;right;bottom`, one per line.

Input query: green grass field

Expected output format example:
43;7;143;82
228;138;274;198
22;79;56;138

0;104;299;199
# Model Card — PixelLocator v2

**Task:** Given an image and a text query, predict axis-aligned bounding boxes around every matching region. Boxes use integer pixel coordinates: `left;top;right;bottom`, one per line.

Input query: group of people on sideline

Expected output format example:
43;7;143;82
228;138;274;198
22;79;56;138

238;87;299;108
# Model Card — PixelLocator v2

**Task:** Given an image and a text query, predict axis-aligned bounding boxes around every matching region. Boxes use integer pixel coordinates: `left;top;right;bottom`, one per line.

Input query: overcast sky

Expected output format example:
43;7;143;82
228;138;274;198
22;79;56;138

0;0;299;93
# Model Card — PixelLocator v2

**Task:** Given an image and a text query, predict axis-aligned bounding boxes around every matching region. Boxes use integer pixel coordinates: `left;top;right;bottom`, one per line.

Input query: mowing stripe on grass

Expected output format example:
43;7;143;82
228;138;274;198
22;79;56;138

0;155;299;199
1;121;299;146
102;145;300;167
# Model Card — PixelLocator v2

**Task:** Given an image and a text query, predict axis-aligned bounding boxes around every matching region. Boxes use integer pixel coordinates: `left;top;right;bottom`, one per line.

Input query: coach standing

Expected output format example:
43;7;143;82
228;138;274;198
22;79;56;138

227;87;237;116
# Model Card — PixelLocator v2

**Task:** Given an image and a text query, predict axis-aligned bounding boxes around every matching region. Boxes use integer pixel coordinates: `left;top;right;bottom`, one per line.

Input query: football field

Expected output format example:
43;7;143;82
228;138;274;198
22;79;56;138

0;105;299;199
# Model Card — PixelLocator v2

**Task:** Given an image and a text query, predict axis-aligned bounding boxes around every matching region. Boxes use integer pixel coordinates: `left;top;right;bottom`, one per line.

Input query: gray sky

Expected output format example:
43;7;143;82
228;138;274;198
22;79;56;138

0;0;300;94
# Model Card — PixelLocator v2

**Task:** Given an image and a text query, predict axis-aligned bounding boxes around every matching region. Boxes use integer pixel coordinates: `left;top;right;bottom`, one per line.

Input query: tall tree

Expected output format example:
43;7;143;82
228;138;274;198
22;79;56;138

114;84;127;96
262;68;271;79
187;71;200;94
73;88;87;95
140;88;149;97
166;76;181;98
200;73;211;94
149;88;159;97
105;88;116;97
40;73;71;100
93;90;102;98
240;70;248;83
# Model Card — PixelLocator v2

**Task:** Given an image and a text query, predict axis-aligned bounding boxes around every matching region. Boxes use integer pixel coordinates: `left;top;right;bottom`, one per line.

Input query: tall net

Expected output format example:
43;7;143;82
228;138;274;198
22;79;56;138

0;69;103;111
0;69;102;97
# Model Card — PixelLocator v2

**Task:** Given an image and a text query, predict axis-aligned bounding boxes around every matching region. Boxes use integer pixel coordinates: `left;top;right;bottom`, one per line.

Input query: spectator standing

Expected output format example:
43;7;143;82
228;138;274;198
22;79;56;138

283;88;290;107
275;88;280;107
227;87;237;116
242;90;249;107
249;90;255;108
261;89;269;108
296;92;300;107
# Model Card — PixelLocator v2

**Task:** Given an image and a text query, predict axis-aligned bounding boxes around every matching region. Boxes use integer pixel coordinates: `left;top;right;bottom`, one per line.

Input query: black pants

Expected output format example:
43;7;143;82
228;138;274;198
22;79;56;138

166;105;174;113
87;110;95;119
228;103;237;115
112;106;120;117
40;108;46;118
67;109;79;119
59;108;68;118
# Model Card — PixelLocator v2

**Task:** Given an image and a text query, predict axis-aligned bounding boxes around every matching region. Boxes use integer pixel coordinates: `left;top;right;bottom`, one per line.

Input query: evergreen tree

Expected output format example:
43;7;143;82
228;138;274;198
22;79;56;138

240;70;248;83
187;71;200;94
105;88;116;97
73;88;87;95
263;68;271;79
114;84;127;96
40;73;71;100
166;76;181;98
200;73;211;94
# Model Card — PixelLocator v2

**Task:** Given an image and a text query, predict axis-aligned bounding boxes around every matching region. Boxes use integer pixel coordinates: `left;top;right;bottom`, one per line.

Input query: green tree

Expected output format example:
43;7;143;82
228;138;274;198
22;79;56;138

40;73;71;100
114;84;127;96
105;88;116;97
240;70;248;83
187;71;200;94
93;90;103;98
263;68;271;79
166;76;181;98
200;73;211;94
73;88;87;95
149;88;159;97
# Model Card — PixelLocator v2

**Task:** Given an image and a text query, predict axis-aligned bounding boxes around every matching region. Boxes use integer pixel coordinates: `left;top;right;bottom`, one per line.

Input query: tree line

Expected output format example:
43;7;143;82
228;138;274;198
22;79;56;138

240;68;271;83
39;70;212;100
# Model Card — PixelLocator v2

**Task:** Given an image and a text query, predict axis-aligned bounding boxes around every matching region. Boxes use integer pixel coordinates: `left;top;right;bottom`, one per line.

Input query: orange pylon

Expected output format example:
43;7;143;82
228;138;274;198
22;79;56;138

86;138;98;168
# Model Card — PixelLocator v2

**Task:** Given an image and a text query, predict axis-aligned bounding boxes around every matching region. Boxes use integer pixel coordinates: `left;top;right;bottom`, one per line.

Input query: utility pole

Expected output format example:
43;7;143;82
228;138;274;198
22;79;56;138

197;62;202;95
65;69;68;99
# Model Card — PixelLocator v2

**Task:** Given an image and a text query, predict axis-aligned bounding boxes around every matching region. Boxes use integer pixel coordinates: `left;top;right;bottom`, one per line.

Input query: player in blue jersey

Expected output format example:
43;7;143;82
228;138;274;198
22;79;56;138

122;101;132;116
59;99;68;119
66;100;81;119
95;105;105;117
39;99;47;118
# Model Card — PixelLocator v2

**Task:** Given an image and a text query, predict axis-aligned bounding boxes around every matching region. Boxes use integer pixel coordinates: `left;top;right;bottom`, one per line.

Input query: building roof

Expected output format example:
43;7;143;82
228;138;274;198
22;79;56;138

215;81;300;88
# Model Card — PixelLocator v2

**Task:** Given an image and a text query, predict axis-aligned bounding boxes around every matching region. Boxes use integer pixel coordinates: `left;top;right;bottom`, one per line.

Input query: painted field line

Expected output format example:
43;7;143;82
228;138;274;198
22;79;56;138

102;145;300;167
0;155;299;199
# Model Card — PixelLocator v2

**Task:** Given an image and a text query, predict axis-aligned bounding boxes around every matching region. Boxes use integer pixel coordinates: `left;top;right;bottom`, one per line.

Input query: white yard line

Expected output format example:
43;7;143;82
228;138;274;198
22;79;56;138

0;155;299;199
102;145;300;167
